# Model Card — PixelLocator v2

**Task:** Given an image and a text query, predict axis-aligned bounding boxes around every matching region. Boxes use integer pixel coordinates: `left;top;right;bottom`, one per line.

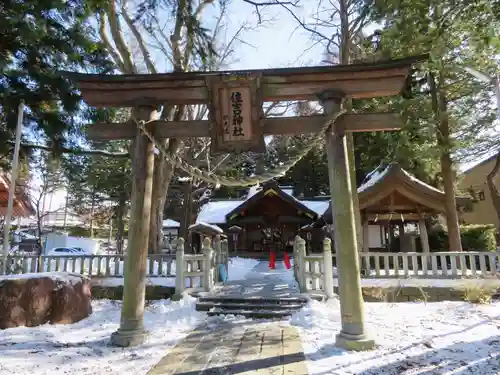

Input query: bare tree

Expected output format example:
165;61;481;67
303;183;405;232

96;0;297;253
279;0;370;250
25;158;67;249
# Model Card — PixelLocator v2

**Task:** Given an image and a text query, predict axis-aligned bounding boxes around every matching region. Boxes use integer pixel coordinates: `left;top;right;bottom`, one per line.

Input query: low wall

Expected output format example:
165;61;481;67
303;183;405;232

358;286;463;302
91;285;175;300
351;286;499;303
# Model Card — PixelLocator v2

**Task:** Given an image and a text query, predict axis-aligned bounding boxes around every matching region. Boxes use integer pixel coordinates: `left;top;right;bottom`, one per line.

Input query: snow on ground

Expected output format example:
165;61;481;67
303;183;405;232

226;257;260;281
0;272;84;284
290;298;500;375
0;296;205;375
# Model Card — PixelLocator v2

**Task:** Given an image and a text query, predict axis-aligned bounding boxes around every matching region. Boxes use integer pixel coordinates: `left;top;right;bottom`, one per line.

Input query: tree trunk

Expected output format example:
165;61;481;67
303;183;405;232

486;153;500;229
116;197;125;254
147;107;183;254
148;154;177;254
180;180;194;251
428;72;462;252
89;192;95;238
108;215;113;243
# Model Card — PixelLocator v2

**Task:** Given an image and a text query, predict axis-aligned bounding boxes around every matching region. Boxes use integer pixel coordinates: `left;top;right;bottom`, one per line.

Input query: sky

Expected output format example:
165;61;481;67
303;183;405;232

39;1;496;212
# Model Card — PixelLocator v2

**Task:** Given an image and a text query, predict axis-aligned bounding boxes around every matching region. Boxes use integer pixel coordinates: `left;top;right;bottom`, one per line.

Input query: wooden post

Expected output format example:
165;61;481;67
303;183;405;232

323;237;335;299
293;235;300;282
418;217;430;253
221;238;229;278
297;237;307;293
111;106;157;348
203;237;214;292
362;218;370;253
319;91;374;351
173;237;185;300
214;234;222;263
214;234;221;282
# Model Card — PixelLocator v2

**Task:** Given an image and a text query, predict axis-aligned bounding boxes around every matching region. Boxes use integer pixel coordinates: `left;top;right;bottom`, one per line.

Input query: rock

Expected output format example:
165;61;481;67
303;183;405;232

0;272;92;329
51;278;92;324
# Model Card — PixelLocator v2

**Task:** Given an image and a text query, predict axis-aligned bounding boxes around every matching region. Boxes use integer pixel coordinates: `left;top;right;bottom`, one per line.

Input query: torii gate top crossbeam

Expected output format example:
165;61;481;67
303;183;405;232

65;55;427;108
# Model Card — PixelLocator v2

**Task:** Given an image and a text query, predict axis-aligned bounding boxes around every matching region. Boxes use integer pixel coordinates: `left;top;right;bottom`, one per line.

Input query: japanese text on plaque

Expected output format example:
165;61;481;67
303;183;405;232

230;91;244;137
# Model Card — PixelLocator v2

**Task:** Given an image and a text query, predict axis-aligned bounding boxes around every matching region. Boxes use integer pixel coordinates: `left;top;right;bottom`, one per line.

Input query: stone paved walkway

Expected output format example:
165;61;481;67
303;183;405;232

147;323;308;375
147;262;309;374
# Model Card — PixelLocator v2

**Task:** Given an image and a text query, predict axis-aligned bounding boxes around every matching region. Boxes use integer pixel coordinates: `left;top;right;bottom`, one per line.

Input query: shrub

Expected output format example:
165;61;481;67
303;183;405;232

428;224;497;252
459;280;498;304
460;225;497;252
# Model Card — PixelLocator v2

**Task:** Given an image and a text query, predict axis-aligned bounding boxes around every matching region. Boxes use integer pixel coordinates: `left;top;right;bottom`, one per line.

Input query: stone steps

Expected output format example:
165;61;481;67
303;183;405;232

206;308;297;319
197;301;305;311
196;296;308;319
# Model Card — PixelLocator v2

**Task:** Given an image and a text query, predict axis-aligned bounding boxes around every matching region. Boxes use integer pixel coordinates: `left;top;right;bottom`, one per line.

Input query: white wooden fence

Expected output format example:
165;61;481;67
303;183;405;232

293;235;500;296
5;235;229;299
6;253;176;277
173;235;229;297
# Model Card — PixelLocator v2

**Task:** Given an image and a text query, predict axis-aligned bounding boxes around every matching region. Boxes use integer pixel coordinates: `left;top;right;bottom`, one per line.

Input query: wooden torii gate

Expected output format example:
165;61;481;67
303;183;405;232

67;55;426;350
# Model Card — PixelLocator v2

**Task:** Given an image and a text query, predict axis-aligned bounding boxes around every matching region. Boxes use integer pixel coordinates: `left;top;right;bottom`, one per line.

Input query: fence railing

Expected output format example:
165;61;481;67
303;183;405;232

293;235;500;297
173;235;229;297
6;254;176;277
355;251;499;279
5;235;230;297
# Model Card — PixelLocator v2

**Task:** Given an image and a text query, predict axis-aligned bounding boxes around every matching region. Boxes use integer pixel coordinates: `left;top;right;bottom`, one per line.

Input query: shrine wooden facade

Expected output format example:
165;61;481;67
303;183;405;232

195;182;329;257
318;163;471;253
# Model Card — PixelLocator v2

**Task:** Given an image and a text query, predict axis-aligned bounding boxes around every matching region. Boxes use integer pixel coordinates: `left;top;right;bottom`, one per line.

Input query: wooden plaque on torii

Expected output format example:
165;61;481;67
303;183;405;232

206;74;265;153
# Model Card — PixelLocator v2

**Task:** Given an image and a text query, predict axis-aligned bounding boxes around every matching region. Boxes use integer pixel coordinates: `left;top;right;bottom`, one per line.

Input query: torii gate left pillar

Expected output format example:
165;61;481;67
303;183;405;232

110;106;158;347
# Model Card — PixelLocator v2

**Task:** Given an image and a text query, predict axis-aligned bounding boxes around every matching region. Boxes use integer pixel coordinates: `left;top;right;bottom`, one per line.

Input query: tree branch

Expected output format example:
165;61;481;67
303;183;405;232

98;12;126;72
9;141;130;158
121;1;157;74
243;0;299;24
106;0;136;73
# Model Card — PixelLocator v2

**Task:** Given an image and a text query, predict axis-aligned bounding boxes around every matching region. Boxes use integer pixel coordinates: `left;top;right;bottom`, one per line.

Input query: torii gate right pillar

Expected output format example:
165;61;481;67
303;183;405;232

320;91;375;350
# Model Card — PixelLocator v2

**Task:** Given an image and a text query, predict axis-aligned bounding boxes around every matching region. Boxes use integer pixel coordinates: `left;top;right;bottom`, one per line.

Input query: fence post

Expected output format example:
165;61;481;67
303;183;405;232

214;235;221;282
298;236;308;293
173;237;185;300
323;237;335;299
221;238;229;279
203;237;214;292
293;236;300;282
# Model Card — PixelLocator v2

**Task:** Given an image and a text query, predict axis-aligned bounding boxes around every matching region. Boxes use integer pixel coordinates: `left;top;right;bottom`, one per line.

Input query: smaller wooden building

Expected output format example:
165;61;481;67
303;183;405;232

319;163;470;253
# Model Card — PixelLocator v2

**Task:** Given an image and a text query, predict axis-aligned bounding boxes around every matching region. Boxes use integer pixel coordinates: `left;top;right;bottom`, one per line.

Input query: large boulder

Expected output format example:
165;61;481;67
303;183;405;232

0;272;92;329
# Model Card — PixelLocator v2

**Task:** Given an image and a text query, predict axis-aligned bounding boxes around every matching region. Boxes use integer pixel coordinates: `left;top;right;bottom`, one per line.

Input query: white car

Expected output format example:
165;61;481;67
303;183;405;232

46;247;88;256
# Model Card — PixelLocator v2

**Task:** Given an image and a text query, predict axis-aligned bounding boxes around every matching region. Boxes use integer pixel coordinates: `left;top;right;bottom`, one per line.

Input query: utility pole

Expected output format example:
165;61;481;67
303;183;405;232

1;102;25;275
